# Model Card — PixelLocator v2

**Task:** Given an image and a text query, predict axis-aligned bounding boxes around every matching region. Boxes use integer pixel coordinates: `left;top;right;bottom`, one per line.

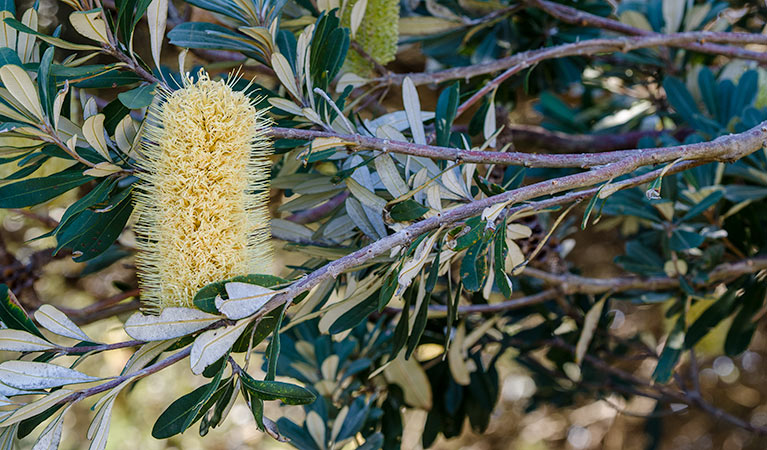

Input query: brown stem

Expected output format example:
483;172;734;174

378;31;767;88
269;122;766;168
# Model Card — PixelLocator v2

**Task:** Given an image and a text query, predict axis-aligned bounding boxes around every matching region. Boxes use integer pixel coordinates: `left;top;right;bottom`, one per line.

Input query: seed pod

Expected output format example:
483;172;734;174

134;72;273;312
342;0;399;76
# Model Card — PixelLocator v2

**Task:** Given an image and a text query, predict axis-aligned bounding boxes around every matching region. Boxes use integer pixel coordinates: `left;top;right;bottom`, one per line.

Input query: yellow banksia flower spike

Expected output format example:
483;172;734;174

134;71;273;312
342;0;400;76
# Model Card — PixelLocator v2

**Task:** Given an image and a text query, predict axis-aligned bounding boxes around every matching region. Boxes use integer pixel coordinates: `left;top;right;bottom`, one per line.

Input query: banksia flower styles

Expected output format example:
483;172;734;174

342;0;399;76
135;72;273;312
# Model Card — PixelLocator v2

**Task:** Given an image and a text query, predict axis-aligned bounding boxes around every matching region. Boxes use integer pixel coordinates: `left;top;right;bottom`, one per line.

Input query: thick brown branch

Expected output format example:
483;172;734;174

498;124;692;153
269;121;766;168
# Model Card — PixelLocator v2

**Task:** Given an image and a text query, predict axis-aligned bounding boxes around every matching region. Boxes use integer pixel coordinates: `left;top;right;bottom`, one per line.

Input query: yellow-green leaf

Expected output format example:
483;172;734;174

147;0;167;69
69;10;109;44
271;52;301;100
82;113;110;161
0;65;43;121
16;9;37;64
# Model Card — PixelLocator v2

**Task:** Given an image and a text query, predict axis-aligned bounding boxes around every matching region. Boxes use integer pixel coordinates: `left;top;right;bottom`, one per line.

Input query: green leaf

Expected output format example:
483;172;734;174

329;292;378;334
698;67;717;118
730;70;758;118
117;83;156;109
183;0;249;25
152;368;224;439
0;0;13;14
389;291;410;361
247;391;265;431
652;313;685;383
0;284;44;338
167;23;260;52
425;246;440;294
265;305;287;381
724;279;767;356
17;404;64;439
240;372;316;405
685;285;741;349
198;378;236;436
435;82;459;148
451;217;484;252
48;177;118;239
194;274;288;313
56;188;134;262
378;268;398;311
0;47;21;68
389;200;428;222
493;220;511;298
72;70;143;89
677;190;722;223
461;239;488;292
37;47;56;119
405;288;429;359
0;168;93;208
358;432;384;450
663;77;700;126
669;229;705;251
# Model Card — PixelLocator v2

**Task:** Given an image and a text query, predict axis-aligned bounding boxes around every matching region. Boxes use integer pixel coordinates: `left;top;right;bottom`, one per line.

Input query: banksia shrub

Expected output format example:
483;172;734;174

134;72;273;312
342;0;399;75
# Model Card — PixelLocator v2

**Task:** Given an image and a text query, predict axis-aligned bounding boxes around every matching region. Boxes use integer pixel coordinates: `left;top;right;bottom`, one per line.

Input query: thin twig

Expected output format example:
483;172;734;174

528;0;767;64
378;31;767;88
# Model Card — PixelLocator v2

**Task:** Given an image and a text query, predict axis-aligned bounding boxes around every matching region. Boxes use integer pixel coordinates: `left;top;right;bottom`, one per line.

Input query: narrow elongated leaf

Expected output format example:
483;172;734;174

389;200;428;222
0;285;44;338
374;153;409;198
122;340;175;375
653;314;685;382
0;329;56;352
69;10;109;43
57;191;134;262
678;190;722;223
2;390;72;427
4;18;101;51
271;52;300;100
402;77;425;144
124;308;221;341
575;296;607;365
117;83;156;109
167;22;259;52
383;354;432;409
34;305;92;342
0;361;99;389
215;282;277;320
87;393;116;450
190;319;249;374
147;0;167;69
152;372;223;439
0;64;43;121
240;372;316;405
31;407;67;450
266;305;286;381
0;168;93;208
435;83;458;147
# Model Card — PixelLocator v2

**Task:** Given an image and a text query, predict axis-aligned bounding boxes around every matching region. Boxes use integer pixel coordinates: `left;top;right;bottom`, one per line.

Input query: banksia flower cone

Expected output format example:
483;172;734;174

342;0;399;76
135;72;273;312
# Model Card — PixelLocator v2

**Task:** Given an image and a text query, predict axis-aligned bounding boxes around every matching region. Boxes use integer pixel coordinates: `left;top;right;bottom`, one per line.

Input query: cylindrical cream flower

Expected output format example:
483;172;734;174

342;0;399;76
134;72;273;312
